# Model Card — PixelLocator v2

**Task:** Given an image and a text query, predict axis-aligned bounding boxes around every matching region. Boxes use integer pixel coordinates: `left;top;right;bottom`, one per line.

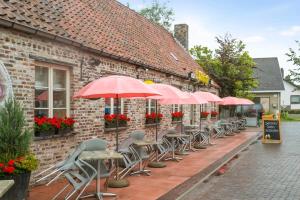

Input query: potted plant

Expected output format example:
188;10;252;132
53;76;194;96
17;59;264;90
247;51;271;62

172;111;184;122
104;114;130;128
118;114;130;127
60;117;75;134
104;114;116;128
145;112;163;124
0;98;39;200
211;111;218;118
34;116;54;137
201;111;210;119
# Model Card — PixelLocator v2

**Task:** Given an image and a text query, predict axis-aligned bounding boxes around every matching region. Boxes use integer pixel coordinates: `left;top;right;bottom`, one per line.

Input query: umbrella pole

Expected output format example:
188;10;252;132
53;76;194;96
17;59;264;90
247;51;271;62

155;100;158;142
181;105;183;134
116;96;119;152
199;104;202;130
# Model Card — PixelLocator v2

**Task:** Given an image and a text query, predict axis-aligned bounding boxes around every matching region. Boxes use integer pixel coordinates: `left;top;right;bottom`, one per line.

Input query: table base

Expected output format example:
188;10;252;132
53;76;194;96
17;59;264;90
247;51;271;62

130;169;151;176
81;192;117;200
165;156;182;162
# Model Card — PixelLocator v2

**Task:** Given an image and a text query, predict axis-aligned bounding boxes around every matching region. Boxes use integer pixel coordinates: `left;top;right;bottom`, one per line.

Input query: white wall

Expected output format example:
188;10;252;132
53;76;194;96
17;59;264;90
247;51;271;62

281;80;300;110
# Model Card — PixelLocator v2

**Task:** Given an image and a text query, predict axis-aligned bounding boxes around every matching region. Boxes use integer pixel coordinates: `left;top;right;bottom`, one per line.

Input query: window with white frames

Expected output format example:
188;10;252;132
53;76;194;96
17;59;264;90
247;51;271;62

34;65;70;118
105;98;124;114
172;104;181;112
146;99;156;114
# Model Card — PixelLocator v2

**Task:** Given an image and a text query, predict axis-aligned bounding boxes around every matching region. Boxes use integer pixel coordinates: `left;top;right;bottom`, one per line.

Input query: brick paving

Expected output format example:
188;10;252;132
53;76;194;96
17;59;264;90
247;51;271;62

181;122;300;200
29;129;259;200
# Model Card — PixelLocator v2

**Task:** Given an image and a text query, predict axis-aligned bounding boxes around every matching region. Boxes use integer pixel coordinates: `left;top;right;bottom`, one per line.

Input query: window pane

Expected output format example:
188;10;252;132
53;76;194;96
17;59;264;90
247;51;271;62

35;109;48;117
53;69;66;89
53;109;66;118
35;66;48;88
291;96;300;103
105;98;111;114
35;89;48;108
113;98;121;114
53;91;66;108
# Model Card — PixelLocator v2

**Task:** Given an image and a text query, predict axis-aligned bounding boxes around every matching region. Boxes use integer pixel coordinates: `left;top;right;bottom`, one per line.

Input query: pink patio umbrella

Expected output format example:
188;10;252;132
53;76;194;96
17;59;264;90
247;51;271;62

194;91;222;129
146;84;190;140
74;75;161;151
219;96;242;105
238;98;255;105
193;91;222;102
159;90;208;134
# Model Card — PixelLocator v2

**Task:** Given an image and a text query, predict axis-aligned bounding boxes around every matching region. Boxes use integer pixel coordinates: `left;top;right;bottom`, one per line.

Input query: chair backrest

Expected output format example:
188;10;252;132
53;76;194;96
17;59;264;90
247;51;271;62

81;138;107;151
119;137;133;152
130;130;145;141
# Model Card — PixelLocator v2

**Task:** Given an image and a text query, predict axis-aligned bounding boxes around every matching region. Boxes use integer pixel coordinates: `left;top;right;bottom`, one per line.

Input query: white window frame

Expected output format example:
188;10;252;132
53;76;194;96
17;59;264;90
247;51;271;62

146;99;156;114
34;64;70;117
172;104;181;112
105;98;124;114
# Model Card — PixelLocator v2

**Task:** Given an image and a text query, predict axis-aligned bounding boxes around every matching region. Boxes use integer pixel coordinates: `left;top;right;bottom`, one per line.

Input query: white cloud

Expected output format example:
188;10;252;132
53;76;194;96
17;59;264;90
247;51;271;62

280;26;300;36
244;36;265;44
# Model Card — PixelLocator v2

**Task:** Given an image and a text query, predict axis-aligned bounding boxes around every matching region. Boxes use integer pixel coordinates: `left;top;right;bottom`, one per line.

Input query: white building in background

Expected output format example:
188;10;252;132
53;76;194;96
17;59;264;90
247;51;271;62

281;79;300;110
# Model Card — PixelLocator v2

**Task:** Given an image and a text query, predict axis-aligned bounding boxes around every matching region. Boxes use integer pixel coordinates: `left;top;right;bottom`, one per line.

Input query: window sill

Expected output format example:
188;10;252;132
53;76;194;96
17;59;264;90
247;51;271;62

145;123;160;127
104;126;128;132
34;131;76;141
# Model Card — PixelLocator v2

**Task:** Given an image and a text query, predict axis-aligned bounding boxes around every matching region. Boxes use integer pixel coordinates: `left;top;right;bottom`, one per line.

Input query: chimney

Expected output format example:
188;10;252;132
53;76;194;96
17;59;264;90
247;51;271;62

174;24;189;50
281;68;284;78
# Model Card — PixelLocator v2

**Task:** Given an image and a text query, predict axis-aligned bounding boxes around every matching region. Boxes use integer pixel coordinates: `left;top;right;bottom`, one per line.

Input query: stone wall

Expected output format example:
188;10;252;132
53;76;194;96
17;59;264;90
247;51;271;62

0;27;218;185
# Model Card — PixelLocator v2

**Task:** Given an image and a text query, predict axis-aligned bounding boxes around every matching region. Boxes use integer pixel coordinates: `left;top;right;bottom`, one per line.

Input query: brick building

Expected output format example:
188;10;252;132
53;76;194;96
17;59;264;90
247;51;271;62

0;0;219;183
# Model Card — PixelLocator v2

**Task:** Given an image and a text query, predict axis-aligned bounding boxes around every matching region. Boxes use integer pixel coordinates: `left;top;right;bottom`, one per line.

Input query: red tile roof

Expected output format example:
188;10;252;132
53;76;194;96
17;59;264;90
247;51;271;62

0;0;204;77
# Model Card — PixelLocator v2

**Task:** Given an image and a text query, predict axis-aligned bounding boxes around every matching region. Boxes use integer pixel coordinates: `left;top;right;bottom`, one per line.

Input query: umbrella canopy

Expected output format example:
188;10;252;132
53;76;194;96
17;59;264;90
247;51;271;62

145;84;190;103
238;98;255;105
178;92;208;104
193;91;222;102
219;96;242;105
74;75;161;99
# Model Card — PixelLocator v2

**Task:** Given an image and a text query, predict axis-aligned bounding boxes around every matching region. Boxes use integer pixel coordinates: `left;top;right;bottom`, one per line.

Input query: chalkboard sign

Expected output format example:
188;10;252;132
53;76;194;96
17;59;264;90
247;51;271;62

263;119;281;143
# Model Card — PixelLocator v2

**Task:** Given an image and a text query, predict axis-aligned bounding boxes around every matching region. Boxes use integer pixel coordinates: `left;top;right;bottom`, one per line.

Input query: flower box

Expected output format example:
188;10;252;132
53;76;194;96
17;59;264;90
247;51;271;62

145;113;163;125
172;112;184;122
34;116;75;138
201;112;210;119
211;111;218;118
104;114;130;128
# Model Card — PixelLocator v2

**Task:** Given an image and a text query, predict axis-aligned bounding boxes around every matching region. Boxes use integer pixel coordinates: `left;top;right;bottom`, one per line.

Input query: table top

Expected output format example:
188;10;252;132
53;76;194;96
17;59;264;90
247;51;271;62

166;134;189;138
79;150;123;161
133;140;157;146
0;180;14;198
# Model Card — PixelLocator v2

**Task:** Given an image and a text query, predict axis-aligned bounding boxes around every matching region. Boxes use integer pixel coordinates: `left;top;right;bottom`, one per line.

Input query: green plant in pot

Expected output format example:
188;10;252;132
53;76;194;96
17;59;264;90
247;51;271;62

0;98;38;200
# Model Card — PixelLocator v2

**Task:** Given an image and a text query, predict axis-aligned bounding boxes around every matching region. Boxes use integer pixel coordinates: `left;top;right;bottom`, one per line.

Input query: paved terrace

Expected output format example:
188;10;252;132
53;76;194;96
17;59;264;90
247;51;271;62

29;127;261;200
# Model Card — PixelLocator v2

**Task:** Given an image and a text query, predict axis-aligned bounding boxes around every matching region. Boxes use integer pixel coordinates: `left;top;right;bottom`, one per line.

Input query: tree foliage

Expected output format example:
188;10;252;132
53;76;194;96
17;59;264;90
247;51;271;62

139;0;174;31
286;40;300;82
190;34;257;98
0;98;31;162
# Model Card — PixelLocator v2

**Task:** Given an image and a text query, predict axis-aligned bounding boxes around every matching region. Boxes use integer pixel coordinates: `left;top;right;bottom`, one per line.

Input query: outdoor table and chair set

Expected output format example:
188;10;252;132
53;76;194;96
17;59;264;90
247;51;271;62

34;117;248;200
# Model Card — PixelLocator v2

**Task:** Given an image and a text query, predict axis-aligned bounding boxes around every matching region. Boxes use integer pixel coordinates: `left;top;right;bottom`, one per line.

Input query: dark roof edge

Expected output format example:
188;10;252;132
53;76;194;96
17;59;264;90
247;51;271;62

0;18;191;80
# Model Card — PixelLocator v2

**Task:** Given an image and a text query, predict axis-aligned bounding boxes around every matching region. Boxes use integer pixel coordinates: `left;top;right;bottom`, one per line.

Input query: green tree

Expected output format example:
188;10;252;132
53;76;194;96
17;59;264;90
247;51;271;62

286;40;300;82
139;0;174;31
190;34;257;98
0;98;31;162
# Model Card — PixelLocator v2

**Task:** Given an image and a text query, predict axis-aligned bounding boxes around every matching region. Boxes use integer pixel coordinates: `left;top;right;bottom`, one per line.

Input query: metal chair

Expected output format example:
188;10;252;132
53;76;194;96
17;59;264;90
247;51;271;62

35;143;85;185
117;137;140;179
80;138;111;191
51;159;97;200
130;130;152;176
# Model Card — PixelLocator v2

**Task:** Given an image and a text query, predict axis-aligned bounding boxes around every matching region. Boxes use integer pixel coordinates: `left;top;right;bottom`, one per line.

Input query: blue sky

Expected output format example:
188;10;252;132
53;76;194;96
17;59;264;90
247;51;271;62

118;0;300;75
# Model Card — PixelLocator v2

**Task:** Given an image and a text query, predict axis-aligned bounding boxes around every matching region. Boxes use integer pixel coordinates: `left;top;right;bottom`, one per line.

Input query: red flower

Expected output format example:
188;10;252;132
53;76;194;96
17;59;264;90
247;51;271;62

2;166;15;174
8;159;15;166
0;163;4;168
201;112;210;117
211;111;218;116
63;117;75;127
172;112;184;118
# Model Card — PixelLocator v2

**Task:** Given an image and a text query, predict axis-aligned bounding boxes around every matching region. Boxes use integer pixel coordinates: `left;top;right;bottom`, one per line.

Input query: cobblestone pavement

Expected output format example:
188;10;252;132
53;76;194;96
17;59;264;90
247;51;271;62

181;122;300;200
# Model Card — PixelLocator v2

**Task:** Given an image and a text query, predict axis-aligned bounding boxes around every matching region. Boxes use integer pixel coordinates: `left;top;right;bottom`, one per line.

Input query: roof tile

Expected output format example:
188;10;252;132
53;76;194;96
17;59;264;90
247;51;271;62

0;0;204;76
